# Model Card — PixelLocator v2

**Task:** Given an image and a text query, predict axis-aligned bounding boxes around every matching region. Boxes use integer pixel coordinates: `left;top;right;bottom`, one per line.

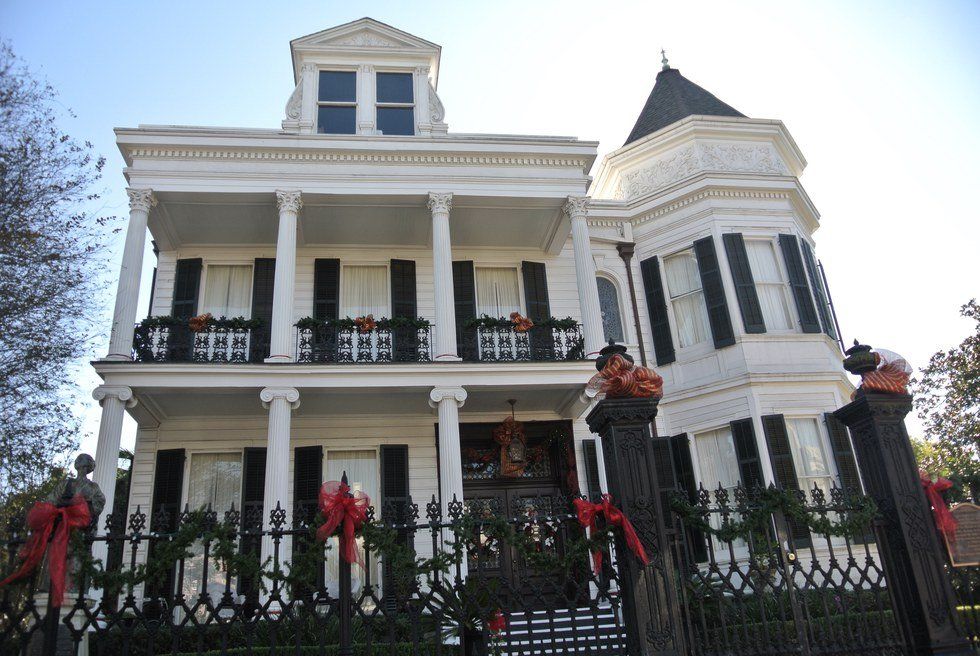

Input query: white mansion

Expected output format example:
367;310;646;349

90;18;856;579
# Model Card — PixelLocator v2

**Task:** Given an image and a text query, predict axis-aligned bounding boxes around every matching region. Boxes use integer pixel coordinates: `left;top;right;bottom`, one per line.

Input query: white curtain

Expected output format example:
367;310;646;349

325;451;379;600
342;266;389;317
786;418;833;497
183;453;243;604
203;265;252;318
664;252;709;348
696;428;741;493
745;240;793;331
476;268;521;317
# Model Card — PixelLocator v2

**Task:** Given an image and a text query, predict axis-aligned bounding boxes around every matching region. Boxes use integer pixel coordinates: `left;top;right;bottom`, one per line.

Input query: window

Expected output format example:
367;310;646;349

183;453;243;603
317;70;357;134
786;418;834;498
202;265;252;318
745;240;794;331
326;451;378;598
342;266;389;317
376;72;414;135
663;250;710;348
475;268;521;317
597;277;624;343
695;427;740;494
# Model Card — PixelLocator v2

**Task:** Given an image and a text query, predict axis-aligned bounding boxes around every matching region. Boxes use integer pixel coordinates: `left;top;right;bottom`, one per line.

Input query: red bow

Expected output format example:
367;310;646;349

0;494;91;607
316;481;370;566
573;495;649;576
920;471;957;543
487;608;507;633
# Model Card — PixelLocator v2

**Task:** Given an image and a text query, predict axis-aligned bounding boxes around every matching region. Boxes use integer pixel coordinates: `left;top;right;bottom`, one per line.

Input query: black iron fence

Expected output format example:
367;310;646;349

458;325;584;363
296;325;432;364
133;324;270;363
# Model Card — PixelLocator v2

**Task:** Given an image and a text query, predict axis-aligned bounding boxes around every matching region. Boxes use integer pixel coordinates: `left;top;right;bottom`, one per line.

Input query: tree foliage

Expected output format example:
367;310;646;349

913;299;980;499
0;42;115;502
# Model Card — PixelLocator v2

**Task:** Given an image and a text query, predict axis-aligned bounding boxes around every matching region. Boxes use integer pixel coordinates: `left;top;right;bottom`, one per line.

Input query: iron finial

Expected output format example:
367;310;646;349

661;48;670;71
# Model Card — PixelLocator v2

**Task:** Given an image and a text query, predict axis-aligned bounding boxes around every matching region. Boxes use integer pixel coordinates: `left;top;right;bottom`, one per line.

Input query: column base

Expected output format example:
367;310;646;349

101;353;133;362
434;354;462;362
264;355;294;363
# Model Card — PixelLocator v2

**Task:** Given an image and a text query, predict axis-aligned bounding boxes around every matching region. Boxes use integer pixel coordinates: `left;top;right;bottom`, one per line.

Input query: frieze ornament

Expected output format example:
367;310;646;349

275;190;303;214
126;188;156;213
427;192;452;214
334;32;399;47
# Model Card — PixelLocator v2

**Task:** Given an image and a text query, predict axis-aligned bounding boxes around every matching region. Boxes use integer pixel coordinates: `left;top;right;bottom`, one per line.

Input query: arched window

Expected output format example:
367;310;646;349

596;276;624;343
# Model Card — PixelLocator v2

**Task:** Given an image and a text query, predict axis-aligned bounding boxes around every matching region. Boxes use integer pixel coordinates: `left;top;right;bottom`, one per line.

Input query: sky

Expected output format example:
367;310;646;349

1;0;978;456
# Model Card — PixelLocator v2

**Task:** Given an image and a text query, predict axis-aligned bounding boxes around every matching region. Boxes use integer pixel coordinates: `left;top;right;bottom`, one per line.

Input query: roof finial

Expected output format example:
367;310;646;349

661;48;670;71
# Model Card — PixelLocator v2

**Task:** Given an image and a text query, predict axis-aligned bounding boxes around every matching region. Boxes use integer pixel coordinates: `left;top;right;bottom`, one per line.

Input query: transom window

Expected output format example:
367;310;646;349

475;268;521;317
202;265;252;318
745;239;794;331
663;250;710;348
596;276;624;342
317;70;357;135
376;72;414;135
342;265;389;317
786;418;834;497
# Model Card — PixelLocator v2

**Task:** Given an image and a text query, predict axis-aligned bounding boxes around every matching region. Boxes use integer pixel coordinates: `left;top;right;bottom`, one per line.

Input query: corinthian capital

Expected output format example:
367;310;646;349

126;188;156;213
563;196;590;219
260;386;300;409
275;190;303;214
427;192;453;214
92;385;137;408
429;386;467;409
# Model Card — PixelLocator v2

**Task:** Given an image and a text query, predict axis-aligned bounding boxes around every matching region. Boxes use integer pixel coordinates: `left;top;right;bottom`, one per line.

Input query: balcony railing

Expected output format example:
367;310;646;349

459;323;585;362
296;324;432;363
133;321;269;363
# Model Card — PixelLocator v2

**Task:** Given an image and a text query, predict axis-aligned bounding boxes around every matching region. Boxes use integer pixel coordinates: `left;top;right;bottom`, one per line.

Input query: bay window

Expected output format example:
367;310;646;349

375;72;414;135
745;239;794;331
342;265;389;318
202;265;252;318
664;250;710;348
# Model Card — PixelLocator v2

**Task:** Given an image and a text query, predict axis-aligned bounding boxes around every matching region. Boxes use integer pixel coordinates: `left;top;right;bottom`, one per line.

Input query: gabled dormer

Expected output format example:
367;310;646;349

282;18;448;137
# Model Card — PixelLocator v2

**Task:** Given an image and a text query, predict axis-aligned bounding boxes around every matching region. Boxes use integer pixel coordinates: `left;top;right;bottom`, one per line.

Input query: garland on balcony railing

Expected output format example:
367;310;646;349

139;315;264;330
294;316;432;331
463;315;579;331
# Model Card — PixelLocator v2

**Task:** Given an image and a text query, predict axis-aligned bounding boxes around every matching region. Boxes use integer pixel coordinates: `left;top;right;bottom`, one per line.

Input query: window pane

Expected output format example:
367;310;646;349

745;241;781;283
597;277;624;342
745;241;793;330
203;265;252;318
184;453;242;604
342;266;389;318
664;251;702;298
376;107;415;135
787;418;830;478
696;428;740;492
376;72;413;103
476;268;521;317
673;291;709;347
318;71;356;102
318;106;356;134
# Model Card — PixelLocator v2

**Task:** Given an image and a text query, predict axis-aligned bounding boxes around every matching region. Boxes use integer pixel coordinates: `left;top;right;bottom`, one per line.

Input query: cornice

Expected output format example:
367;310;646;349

632;188;792;227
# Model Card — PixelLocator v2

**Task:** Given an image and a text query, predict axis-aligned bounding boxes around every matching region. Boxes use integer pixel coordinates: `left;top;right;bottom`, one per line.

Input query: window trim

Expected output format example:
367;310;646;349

662;246;712;352
744;237;797;334
374;70;416;135
339;262;391;318
474;265;525;318
316;68;358;135
199;262;254;318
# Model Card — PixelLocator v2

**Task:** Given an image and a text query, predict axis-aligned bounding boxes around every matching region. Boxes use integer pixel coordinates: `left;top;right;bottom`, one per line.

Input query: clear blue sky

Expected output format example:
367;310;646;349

2;0;978;453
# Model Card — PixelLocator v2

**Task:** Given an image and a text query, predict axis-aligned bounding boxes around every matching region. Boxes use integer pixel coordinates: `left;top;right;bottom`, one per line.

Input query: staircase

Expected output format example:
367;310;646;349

495;606;627;655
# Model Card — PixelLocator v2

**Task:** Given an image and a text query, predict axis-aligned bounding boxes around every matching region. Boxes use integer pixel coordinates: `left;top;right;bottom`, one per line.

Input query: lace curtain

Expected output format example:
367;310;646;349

203;265;252;318
342;266;389;317
745;240;793;331
664;252;709;348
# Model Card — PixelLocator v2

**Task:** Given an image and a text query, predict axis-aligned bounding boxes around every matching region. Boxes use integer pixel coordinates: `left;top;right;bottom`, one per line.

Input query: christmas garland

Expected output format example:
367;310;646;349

140;315;264;331
463;315;579;331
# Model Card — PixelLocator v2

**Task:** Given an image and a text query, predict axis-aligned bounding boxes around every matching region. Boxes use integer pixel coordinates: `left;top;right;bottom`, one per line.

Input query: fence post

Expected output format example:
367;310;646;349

834;354;972;656
585;344;684;656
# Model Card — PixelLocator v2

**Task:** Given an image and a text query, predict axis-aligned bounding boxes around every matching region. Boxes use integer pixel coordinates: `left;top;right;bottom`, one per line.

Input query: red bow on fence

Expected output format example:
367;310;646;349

0;494;91;607
573;495;649;576
919;471;958;544
316;481;370;566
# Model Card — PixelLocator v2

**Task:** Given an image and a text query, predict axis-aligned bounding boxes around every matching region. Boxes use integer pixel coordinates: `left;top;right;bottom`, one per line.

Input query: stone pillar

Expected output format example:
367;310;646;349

428;193;459;360
105;189;155;361
91;385;136;563
267;191;301;362
260;386;300;576
565;196;604;359
835;389;972;655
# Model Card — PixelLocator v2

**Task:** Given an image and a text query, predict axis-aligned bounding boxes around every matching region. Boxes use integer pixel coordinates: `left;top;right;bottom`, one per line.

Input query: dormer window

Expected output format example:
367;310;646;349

376;72;414;135
317;70;356;134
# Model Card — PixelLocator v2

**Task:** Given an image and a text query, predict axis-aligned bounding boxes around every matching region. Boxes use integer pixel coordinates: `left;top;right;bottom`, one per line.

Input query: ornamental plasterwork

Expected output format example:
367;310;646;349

126;188;156;212
333;32;399;47
613;143;789;200
285;80;302;119
427;192;452;214
275;190;303;213
428;82;445;123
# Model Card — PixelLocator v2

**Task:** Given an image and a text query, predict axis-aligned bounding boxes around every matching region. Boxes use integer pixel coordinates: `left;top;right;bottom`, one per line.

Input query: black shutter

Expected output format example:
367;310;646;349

730;419;764;490
693;237;735;349
250;259;275;362
778;234;820;333
583;440;601;501
147;449;185;604
521;261;554;359
639;256;675;366
825;413;861;494
292;445;323;590
380;445;411;609
171;258;202;319
762;414;812;547
722;233;766;334
452;261;477;359
651;435;677;515
147;267;157;319
390;260;418;361
239;448;266;599
799;241;836;339
670;434;708;563
313;259;340;320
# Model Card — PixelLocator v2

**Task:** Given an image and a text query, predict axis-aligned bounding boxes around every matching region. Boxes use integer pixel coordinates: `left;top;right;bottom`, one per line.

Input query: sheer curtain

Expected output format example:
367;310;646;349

183;453;243;604
203;265;252;318
745;240;793;331
664;252;709;348
696;428;746;550
476;268;521;317
342;266;389;317
786;418;833;498
325;451;379;600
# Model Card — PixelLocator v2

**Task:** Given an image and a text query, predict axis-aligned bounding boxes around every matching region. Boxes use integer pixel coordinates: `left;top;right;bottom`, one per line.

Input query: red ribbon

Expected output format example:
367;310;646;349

573;495;649;576
920;471;957;543
0;494;91;607
316;481;370;566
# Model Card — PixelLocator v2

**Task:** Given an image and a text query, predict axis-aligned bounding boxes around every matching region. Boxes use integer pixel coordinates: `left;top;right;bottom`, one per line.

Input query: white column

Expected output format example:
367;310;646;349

105;189;155;361
267;191;301;362
428;193;459;361
91;385;136;562
430;386;468;581
565;196;605;358
259;387;300;573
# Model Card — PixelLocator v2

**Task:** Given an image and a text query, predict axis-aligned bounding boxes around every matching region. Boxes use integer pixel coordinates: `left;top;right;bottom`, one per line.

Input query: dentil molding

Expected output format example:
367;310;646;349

93;385;138;408
427;192;452;214
429;387;467;408
126;188;156;213
260;387;301;409
275;190;303;214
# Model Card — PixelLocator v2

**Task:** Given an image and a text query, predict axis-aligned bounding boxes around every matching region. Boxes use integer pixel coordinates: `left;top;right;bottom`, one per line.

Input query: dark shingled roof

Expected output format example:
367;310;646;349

624;67;745;145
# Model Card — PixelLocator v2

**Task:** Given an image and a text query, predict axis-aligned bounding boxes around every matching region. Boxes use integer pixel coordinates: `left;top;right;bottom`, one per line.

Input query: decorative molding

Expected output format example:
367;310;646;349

126;188;156;213
300;63;317;73
429;386;467;408
563;195;589;219
260;386;300;409
333;32;400;47
427;192;452;214
285;80;303;120
428;82;445;123
631;189;792;227
613;142;789;200
92;385;137;409
275;190;303;214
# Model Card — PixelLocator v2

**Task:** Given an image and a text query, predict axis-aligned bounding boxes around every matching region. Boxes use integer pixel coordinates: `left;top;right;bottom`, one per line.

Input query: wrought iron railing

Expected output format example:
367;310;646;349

458;324;585;362
133;324;270;363
296;325;432;363
0;492;624;655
